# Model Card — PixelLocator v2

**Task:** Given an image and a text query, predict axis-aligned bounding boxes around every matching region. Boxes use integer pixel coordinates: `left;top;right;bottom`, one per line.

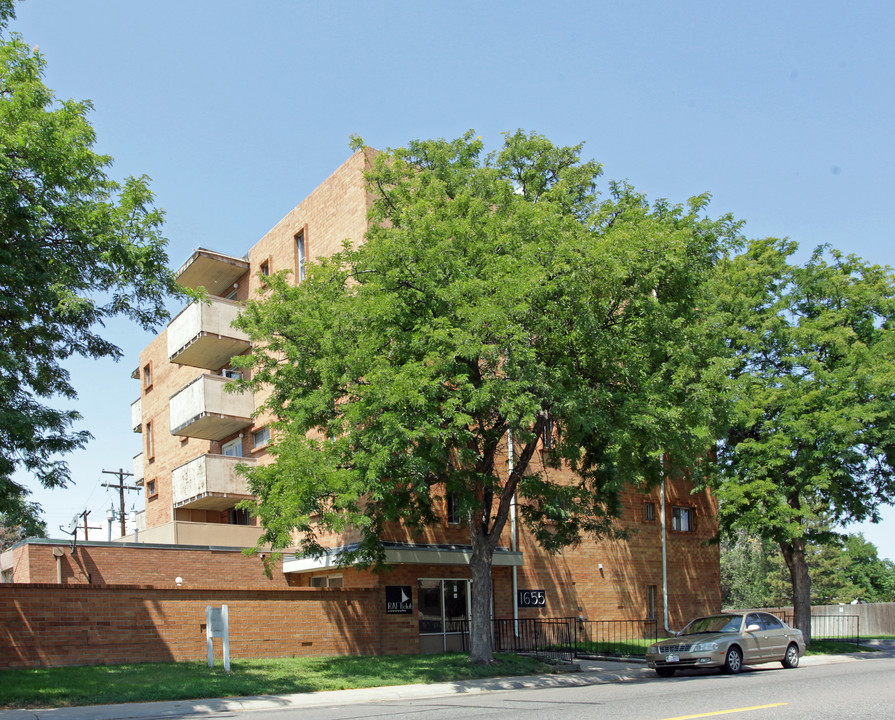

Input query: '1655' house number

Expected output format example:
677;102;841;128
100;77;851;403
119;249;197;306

517;589;546;608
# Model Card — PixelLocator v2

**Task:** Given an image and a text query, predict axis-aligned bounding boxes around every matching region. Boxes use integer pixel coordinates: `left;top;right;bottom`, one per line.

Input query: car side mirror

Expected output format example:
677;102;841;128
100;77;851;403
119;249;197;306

746;623;761;633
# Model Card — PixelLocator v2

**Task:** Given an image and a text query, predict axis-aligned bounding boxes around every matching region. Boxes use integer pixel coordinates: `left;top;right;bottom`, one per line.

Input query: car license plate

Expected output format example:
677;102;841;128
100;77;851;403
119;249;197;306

666;654;680;663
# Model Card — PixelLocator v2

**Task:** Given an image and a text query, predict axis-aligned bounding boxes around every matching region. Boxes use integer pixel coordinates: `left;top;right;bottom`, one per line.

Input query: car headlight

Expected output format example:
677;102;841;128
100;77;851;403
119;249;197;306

691;641;719;652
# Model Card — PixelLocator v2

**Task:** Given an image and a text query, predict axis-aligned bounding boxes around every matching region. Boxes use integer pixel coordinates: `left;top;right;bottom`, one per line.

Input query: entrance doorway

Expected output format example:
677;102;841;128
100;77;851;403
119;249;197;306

418;578;469;653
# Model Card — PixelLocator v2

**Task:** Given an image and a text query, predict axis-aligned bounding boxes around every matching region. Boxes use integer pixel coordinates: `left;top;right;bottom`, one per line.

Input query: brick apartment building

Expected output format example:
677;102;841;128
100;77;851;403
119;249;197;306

2;150;720;659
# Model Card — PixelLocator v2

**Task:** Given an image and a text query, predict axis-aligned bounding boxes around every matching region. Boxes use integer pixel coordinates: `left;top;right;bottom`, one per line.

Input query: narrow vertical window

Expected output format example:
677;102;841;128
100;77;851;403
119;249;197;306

145;420;154;460
143;362;152;389
644;501;655;522
446;494;459;524
260;260;270;277
295;230;306;282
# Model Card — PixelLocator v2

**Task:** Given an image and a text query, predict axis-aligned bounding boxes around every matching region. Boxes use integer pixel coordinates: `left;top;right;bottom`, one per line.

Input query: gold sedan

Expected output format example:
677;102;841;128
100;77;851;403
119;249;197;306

646;612;806;677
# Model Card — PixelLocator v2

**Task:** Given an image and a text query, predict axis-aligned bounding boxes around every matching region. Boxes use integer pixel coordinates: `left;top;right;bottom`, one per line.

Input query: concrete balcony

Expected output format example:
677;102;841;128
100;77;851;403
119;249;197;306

167;298;250;370
133;452;144;486
176;248;249;296
131;398;142;433
172;453;257;510
169;374;254;440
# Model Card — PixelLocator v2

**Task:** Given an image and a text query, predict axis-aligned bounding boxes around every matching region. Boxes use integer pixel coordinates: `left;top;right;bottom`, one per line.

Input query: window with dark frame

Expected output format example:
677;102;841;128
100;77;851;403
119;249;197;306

260;259;270;276
644;501;655;522
227;507;251;525
446;494;459;524
146;479;157;498
672;506;694;532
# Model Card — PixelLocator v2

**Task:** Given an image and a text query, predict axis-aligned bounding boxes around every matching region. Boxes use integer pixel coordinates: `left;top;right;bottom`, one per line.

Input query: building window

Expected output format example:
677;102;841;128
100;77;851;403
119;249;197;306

644;501;655;522
260;259;270;277
446;494;460;525
225;287;238;300
145;420;154;460
227;507;251;525
222;368;242;380
221;438;242;457
143;362;152;389
295;230;306;282
418;579;469;635
146;479;157;498
541;413;554;450
672;506;694;532
647;584;657;620
253;427;270;449
310;575;342;588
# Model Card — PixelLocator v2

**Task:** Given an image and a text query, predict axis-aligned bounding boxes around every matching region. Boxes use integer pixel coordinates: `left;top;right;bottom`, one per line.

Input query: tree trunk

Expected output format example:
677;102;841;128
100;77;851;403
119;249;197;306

780;539;812;645
467;533;495;664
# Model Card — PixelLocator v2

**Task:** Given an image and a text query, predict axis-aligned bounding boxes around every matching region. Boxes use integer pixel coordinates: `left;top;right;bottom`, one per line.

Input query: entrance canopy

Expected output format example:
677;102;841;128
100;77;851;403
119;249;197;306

282;541;523;574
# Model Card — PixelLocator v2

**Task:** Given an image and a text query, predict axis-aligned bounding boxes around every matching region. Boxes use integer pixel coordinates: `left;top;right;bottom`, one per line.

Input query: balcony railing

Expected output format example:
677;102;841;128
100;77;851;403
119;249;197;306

167;298;251;370
131;398;142;433
175;248;249;296
169;374;254;440
133;452;144;486
172;453;257;510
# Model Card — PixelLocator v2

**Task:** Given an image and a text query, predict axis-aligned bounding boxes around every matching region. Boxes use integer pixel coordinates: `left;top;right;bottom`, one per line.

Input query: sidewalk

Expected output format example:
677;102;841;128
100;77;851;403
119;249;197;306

2;651;892;720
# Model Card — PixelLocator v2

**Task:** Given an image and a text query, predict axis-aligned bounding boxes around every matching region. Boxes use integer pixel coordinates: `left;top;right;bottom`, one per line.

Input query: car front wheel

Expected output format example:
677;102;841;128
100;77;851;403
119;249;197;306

782;642;800;669
723;645;743;674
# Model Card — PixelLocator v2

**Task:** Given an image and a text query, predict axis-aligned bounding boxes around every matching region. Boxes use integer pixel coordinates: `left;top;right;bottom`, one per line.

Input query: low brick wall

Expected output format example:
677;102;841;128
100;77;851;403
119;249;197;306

0;583;413;668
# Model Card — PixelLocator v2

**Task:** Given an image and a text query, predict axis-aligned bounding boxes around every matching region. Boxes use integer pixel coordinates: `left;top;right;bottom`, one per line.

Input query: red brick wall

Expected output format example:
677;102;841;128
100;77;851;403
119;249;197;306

0;583;419;669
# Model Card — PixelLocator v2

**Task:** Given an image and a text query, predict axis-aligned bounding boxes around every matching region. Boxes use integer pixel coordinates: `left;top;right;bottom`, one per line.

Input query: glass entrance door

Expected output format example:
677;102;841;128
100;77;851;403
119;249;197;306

418;579;470;653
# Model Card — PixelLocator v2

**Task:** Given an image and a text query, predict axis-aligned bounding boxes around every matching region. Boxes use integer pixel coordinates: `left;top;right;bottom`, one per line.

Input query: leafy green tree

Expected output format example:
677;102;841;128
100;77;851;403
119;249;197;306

0;501;46;551
841;533;895;602
234;131;736;663
711;238;895;641
720;530;787;609
0;5;182;527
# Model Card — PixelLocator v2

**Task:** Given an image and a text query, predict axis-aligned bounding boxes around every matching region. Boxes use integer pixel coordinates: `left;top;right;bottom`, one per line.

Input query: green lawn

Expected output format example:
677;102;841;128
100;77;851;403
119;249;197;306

0;653;550;710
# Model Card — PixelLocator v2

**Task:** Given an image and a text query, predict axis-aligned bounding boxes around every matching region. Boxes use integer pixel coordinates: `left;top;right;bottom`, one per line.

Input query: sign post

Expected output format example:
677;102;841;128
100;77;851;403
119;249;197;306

206;605;230;672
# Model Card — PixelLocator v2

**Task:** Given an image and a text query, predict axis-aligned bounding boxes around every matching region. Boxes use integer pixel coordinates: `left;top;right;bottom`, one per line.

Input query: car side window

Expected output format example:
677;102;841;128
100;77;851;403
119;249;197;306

746;613;764;630
760;613;783;629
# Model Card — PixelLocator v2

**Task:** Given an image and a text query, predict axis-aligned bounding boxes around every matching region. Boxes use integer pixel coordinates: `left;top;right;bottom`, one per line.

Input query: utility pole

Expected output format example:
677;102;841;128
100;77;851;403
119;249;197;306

78;510;102;541
102;468;140;537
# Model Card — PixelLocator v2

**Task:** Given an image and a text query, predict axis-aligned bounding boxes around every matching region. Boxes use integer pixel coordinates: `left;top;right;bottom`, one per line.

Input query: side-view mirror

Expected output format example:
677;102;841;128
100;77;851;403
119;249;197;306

745;623;761;633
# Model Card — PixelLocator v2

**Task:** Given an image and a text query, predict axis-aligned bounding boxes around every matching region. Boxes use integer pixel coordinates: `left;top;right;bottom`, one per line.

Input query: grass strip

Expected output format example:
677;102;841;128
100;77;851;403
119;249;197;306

0;653;549;710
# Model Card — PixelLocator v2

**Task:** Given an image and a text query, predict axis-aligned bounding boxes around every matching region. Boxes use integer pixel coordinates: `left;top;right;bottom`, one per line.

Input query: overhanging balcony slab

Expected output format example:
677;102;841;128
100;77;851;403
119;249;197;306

176;248;249;295
169;374;254;441
167;298;250;370
172;453;256;510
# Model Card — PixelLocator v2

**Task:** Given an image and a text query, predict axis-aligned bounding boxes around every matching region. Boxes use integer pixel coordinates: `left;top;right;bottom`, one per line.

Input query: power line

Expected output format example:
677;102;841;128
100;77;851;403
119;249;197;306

101;468;140;537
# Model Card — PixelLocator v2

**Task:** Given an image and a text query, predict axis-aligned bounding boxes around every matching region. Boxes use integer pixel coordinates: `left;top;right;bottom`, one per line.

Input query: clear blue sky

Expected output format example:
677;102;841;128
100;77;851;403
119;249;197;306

10;0;895;560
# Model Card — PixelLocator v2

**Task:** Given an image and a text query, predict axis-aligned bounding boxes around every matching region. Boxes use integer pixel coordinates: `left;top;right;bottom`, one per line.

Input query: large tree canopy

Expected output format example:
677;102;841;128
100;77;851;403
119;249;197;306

0;8;182;526
234;131;737;662
711;237;895;641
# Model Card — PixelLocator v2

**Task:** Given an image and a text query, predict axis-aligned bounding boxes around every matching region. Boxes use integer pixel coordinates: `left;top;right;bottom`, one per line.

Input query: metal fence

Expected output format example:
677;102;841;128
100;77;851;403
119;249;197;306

459;617;576;664
574;618;660;658
782;613;861;645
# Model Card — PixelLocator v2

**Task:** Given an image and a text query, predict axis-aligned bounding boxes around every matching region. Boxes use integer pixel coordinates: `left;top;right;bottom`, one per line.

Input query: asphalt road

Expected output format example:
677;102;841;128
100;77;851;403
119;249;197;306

250;658;895;720
4;654;893;720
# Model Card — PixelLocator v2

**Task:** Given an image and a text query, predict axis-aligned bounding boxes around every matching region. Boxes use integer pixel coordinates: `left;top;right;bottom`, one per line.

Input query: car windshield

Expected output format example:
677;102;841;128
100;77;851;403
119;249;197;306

680;614;743;635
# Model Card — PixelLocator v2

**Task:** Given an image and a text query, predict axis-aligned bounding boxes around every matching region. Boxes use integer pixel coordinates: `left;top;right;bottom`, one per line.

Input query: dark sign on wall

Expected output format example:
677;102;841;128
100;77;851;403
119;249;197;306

517;589;547;608
385;585;413;614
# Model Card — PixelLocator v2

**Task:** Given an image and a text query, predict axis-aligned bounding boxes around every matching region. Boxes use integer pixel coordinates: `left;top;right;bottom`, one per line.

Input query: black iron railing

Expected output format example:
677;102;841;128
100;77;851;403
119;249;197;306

456;617;576;663
575;618;660;658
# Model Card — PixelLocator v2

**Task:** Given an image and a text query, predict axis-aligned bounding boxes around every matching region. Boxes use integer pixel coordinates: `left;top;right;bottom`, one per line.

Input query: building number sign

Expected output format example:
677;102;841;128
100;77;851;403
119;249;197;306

517;589;547;608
